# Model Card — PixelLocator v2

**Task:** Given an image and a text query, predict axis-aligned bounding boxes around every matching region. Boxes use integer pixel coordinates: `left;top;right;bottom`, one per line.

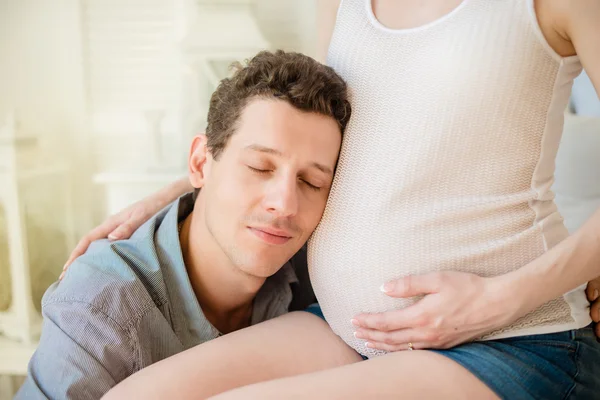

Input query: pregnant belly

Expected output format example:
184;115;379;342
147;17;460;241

307;204;556;358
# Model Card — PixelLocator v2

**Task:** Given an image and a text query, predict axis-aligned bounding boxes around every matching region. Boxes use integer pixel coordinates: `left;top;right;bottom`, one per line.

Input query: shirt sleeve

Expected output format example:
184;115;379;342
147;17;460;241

15;299;137;400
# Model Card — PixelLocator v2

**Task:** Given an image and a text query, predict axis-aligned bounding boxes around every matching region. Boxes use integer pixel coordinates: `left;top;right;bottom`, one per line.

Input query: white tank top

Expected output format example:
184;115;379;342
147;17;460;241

308;0;591;358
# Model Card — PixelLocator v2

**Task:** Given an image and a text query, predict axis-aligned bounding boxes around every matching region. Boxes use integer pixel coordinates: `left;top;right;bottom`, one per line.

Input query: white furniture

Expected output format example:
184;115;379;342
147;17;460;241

0;113;76;375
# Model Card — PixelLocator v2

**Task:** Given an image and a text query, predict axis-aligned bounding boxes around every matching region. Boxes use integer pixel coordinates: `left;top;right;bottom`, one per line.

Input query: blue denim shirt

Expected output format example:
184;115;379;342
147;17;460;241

16;193;314;399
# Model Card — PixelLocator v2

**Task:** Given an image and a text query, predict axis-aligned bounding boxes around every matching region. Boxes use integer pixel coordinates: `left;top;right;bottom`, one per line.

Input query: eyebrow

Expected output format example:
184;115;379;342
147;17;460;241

245;144;333;176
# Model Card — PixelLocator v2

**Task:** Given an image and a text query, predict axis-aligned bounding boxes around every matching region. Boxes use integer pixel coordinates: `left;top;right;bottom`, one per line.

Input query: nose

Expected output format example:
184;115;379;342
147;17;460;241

263;173;299;218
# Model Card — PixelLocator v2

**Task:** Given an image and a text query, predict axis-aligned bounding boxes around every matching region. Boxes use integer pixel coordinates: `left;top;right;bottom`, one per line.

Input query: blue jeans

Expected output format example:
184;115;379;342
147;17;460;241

304;303;600;399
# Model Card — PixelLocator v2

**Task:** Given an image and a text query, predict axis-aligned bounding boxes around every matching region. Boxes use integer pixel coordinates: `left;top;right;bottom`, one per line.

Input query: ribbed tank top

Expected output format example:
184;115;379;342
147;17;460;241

308;0;591;358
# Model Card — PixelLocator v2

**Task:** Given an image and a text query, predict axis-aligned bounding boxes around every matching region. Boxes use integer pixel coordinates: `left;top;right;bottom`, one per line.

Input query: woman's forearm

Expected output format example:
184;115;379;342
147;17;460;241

500;207;600;316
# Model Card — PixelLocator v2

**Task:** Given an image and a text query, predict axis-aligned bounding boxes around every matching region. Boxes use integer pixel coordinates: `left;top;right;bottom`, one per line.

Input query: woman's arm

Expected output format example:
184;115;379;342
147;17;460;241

507;0;600;331
62;177;193;272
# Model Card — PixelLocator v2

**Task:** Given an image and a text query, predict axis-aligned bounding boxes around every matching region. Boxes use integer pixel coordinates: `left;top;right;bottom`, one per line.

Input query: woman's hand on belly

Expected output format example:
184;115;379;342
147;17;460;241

350;271;519;351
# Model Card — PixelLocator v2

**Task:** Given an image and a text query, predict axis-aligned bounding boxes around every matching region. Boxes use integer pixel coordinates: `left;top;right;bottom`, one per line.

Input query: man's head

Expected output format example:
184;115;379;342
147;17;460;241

188;50;350;278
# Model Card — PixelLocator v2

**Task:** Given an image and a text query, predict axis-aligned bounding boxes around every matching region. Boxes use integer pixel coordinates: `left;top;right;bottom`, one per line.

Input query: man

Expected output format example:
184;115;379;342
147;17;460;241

16;50;351;399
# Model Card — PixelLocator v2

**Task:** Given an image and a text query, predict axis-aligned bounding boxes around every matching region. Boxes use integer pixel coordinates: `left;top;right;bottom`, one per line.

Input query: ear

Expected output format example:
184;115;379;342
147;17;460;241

188;134;211;189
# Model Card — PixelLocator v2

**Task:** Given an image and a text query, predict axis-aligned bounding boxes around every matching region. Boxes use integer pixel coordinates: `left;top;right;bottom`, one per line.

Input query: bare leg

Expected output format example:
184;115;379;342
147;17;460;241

210;350;499;400
104;312;363;400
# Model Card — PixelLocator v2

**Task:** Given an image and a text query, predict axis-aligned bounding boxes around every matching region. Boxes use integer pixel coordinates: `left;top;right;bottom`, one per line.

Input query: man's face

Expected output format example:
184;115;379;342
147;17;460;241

192;99;342;278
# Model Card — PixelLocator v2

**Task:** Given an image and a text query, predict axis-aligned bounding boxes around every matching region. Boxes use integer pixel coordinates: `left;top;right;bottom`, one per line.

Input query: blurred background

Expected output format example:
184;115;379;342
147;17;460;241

0;0;598;398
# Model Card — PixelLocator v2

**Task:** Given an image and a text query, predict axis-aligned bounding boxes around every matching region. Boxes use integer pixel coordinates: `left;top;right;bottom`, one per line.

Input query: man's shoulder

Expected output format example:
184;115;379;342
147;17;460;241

45;238;165;326
19;234;174;400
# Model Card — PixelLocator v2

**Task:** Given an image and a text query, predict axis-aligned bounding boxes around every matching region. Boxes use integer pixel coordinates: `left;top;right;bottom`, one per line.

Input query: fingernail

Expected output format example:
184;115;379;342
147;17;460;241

380;282;393;293
59;271;65;280
62;264;68;271
108;233;120;241
351;319;360;327
593;289;599;301
365;342;373;349
354;331;364;339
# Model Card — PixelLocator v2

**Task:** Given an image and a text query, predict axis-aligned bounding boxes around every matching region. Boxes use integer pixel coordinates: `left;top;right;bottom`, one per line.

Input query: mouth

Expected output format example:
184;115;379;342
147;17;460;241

248;227;293;245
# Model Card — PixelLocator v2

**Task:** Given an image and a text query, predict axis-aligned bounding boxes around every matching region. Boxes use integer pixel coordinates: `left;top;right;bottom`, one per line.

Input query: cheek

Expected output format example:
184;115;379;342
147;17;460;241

300;195;329;233
204;173;239;225
213;168;262;216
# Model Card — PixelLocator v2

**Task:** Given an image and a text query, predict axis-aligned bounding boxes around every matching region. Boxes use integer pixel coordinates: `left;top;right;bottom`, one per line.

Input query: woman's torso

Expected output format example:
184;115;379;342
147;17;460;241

308;0;591;358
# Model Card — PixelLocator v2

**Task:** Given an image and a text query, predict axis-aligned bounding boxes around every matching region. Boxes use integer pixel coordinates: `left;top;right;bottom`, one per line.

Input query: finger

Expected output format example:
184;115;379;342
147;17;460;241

108;223;133;241
63;237;92;269
63;219;120;269
354;327;418;346
364;341;426;352
353;304;423;331
586;281;600;302
381;273;443;298
109;219;143;241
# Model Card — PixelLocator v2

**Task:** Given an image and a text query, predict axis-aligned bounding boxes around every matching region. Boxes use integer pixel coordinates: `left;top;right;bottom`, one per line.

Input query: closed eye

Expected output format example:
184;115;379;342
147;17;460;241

248;165;322;191
301;179;321;191
248;166;271;174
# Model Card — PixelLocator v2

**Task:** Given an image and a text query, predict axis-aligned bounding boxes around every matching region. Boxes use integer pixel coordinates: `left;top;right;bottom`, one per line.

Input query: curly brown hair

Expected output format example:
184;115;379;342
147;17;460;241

205;50;351;160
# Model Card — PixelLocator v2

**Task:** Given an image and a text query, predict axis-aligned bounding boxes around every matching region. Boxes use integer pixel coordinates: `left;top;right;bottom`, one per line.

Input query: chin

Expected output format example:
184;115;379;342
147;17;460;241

228;237;298;277
236;253;291;278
